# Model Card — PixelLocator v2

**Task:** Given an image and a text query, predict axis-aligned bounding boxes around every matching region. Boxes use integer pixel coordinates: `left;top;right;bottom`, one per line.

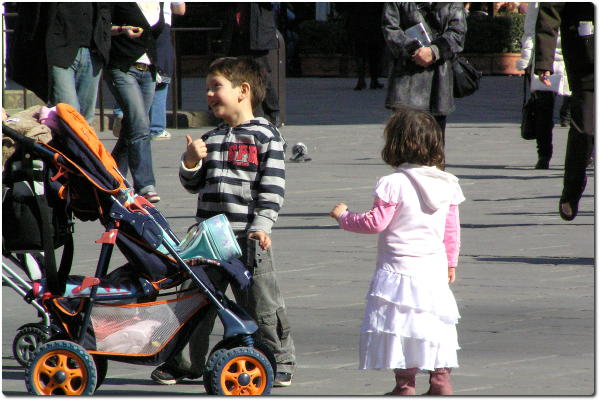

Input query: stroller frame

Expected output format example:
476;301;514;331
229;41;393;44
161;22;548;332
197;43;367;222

2;108;276;395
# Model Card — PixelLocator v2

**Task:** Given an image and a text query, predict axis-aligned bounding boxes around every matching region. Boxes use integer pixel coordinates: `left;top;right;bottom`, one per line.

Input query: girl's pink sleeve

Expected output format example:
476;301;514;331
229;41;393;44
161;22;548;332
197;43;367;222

338;197;397;234
444;204;461;267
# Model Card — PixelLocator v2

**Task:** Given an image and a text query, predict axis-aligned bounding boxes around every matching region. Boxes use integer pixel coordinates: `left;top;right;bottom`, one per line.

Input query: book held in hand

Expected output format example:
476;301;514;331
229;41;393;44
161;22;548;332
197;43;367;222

405;22;431;46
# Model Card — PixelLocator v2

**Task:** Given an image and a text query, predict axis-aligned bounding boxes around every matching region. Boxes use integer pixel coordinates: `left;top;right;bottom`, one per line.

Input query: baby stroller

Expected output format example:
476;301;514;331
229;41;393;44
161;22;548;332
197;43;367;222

2;104;276;395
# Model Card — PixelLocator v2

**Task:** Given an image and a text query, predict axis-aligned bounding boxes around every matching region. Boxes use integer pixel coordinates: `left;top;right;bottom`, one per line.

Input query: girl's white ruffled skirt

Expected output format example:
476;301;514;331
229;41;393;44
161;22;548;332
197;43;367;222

359;267;460;371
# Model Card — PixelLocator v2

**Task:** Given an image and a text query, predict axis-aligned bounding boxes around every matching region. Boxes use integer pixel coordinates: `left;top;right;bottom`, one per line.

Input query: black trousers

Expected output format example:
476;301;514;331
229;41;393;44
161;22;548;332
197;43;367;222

532;91;556;161
561;88;594;205
435;115;447;145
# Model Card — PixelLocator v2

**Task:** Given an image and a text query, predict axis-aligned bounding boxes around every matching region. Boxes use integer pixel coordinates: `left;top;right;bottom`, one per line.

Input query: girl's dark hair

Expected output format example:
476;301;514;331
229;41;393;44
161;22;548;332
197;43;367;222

207;57;266;110
381;105;445;169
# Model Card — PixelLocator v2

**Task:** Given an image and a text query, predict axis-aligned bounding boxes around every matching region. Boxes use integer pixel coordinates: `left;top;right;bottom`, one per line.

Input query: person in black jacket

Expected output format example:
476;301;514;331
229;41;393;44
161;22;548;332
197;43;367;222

535;2;594;221
382;3;466;143
105;2;164;203
7;3;111;124
220;3;281;126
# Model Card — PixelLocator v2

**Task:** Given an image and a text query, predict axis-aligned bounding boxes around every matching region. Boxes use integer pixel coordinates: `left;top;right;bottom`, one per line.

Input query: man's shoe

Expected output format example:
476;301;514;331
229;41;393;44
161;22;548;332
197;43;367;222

151;366;195;385
535;159;550;169
273;372;292;387
142;191;160;203
151;130;172;140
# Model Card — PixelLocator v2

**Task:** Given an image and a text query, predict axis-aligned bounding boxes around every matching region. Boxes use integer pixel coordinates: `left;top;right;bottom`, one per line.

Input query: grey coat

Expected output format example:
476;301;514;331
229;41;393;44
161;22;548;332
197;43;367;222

383;3;466;116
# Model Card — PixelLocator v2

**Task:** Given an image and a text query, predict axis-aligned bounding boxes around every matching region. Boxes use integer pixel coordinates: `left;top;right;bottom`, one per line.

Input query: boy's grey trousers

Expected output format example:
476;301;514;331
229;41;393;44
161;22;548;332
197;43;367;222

165;236;296;375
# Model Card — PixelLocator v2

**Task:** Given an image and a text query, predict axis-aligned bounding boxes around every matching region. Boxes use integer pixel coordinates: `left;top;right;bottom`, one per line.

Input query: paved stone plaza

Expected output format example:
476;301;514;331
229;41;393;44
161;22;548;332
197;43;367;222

2;76;595;396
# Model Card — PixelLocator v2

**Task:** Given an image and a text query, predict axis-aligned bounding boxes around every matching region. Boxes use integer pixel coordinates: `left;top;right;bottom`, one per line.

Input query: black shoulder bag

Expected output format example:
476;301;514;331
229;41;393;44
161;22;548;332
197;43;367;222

417;5;481;98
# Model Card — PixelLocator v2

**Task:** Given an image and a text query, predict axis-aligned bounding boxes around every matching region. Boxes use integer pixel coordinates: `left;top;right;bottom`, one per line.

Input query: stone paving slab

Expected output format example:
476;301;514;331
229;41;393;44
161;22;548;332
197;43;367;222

2;76;594;396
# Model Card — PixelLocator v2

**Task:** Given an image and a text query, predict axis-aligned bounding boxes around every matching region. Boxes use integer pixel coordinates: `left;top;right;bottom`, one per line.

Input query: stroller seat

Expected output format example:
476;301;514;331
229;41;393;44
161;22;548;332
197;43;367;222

32;273;156;300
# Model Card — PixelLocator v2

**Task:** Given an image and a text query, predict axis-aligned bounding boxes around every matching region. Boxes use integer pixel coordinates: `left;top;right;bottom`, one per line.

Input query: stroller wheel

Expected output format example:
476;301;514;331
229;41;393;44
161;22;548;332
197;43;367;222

203;348;228;395
210;347;273;395
12;324;50;367
25;340;97;395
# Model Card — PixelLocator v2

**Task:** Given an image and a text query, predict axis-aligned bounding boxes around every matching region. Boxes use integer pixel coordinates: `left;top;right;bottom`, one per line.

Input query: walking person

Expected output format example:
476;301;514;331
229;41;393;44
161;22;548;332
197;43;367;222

382;3;466;144
105;2;164;203
8;3;112;125
516;2;571;170
330;105;464;395
344;3;385;90
150;57;296;387
535;2;594;221
149;1;186;141
221;3;281;126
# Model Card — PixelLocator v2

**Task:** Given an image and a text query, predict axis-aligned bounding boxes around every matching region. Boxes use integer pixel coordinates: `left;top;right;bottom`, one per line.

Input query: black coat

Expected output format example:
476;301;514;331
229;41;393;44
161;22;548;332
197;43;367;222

382;2;466;116
222;3;278;55
7;3;111;102
534;2;594;93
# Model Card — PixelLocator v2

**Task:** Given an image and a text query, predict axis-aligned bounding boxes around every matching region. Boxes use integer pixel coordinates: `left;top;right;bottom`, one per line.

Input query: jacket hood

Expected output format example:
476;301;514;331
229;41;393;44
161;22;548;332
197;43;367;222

399;164;461;212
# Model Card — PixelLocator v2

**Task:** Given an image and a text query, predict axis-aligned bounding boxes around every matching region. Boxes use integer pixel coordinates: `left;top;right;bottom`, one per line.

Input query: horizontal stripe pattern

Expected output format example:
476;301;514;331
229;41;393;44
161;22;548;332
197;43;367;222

180;118;285;233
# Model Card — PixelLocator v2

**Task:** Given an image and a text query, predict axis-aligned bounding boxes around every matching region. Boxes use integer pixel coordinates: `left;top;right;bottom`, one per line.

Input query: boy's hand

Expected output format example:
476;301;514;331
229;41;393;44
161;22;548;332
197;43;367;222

248;231;271;250
183;135;208;169
330;203;348;221
448;267;456;284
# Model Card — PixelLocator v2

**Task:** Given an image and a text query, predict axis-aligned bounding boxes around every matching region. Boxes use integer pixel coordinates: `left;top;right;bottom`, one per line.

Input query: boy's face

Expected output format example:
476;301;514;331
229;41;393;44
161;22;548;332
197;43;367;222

206;73;243;122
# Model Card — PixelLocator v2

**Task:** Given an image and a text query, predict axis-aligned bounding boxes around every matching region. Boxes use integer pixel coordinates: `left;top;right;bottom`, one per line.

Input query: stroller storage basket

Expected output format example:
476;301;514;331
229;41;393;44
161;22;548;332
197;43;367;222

90;292;207;356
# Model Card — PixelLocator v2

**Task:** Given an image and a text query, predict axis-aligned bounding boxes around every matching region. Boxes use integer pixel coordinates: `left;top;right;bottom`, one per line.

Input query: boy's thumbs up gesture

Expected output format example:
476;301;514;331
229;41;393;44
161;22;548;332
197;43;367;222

183;135;208;169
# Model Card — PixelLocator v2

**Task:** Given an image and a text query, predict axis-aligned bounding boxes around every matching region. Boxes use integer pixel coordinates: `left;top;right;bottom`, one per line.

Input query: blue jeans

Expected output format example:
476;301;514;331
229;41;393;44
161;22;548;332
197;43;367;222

48;47;102;124
104;66;156;195
150;82;169;135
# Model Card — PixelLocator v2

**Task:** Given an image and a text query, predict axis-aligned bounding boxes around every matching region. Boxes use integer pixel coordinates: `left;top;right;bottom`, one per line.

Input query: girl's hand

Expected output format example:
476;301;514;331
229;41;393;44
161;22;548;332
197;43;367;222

183;135;207;168
448;267;456;284
330;203;348;220
248;231;271;250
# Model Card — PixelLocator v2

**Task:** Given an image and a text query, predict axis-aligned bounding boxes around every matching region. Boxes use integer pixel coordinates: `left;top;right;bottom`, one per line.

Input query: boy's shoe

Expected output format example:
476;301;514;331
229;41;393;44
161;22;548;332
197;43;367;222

151;130;172;140
142;191;161;203
112;115;122;138
150;365;197;385
273;372;292;387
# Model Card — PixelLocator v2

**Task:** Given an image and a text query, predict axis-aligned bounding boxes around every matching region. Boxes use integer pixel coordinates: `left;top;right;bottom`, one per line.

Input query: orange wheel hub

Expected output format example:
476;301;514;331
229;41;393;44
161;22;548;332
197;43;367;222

32;350;89;395
220;355;267;395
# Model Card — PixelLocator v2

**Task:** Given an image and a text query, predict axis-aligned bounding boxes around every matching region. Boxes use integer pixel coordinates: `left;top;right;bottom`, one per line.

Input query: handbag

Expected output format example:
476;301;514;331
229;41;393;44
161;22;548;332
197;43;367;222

452;56;481;98
413;6;481;98
520;74;537;140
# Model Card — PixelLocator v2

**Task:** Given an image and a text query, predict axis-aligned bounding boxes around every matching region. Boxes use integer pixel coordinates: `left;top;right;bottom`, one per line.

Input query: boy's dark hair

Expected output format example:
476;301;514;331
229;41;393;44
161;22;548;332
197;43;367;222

382;105;445;169
207;57;266;111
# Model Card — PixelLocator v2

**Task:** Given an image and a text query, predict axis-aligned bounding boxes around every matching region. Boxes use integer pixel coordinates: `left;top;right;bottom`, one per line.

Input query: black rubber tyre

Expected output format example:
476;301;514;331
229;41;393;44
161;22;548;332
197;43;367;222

93;355;108;390
203;347;228;395
253;341;277;377
210;347;273;395
12;324;50;367
25;340;97;395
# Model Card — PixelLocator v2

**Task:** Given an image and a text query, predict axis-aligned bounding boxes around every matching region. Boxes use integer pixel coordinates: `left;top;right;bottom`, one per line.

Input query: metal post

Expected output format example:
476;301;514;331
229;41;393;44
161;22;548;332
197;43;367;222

98;75;104;132
172;30;179;128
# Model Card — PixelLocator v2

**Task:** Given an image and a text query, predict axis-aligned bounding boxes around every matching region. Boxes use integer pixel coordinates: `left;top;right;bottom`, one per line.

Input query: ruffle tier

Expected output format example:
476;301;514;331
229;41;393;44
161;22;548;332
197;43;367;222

359;268;460;370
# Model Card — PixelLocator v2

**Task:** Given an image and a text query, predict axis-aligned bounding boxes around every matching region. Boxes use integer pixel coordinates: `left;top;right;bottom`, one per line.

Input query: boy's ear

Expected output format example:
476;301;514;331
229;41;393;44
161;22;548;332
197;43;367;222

238;82;251;101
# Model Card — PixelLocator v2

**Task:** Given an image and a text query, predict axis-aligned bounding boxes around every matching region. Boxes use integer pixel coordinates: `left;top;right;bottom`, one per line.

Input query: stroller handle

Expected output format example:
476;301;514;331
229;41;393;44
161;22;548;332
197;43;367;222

2;123;56;163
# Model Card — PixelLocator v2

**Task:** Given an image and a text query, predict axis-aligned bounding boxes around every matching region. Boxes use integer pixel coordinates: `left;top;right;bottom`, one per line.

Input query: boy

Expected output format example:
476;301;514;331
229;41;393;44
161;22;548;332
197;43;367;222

151;57;296;387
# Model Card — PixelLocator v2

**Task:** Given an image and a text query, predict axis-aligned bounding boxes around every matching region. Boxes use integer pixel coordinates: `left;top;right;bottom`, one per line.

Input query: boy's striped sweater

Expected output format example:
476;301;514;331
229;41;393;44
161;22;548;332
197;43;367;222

179;117;285;234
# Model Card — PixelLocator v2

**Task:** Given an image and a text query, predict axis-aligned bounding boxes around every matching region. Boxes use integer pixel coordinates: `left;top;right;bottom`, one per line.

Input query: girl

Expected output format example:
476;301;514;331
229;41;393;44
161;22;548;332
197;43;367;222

330;106;464;395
